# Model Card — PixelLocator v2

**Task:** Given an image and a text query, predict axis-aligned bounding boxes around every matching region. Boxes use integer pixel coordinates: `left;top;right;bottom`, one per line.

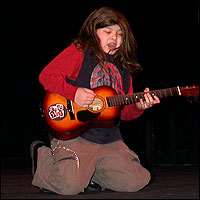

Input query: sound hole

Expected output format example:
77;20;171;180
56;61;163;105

88;96;104;113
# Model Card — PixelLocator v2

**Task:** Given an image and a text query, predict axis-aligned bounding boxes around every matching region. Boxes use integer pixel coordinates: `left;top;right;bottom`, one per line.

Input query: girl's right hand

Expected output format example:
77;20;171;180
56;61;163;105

74;87;96;107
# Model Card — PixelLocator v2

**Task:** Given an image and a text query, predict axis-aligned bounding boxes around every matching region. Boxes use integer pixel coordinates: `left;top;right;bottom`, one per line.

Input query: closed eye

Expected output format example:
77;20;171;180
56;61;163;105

117;31;123;36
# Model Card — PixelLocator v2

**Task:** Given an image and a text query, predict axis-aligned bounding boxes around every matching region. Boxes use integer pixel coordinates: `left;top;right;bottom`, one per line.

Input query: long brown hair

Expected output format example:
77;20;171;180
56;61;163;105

73;7;143;74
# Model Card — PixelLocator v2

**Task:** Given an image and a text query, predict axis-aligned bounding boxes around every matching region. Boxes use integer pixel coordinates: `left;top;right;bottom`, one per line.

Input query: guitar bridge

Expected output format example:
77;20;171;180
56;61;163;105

77;110;100;121
67;100;75;120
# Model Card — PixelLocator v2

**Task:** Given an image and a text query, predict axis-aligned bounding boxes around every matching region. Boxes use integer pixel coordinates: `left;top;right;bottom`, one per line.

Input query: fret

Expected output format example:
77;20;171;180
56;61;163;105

107;96;114;107
129;94;134;103
159;90;163;98
119;95;125;104
166;88;171;96
173;87;179;96
129;95;134;103
116;95;121;105
124;95;130;104
167;88;172;96
164;89;168;98
138;92;146;101
168;88;173;96
112;96;118;106
121;95;126;104
129;94;134;104
134;94;140;103
169;88;173;96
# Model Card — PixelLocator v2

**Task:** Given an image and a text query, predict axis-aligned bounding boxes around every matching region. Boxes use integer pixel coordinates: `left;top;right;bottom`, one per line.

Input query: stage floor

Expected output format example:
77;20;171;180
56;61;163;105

1;158;199;199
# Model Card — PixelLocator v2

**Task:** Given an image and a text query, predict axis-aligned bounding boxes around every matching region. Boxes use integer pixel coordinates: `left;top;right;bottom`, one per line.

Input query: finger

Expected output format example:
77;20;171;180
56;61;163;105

140;98;148;109
86;99;94;105
153;95;160;104
144;88;154;106
144;87;150;93
141;94;153;108
144;94;149;105
146;93;154;103
144;93;153;107
84;88;96;96
139;98;145;106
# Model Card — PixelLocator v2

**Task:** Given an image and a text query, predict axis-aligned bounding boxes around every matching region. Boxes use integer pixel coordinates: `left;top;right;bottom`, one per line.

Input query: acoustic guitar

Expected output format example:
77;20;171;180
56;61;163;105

42;85;199;140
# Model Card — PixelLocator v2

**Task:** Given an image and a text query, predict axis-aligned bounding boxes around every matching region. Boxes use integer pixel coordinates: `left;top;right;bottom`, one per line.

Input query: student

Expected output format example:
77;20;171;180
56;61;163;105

31;7;160;195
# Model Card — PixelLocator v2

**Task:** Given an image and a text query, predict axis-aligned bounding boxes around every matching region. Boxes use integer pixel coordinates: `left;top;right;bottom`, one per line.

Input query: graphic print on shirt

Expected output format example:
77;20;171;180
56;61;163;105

90;62;124;95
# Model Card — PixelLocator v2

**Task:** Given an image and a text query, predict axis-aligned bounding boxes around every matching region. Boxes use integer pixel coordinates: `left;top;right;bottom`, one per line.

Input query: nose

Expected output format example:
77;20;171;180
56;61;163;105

111;32;117;40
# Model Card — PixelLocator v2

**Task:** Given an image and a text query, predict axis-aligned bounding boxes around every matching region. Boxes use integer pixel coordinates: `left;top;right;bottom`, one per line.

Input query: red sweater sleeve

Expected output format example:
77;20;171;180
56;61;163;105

39;43;83;101
120;76;144;121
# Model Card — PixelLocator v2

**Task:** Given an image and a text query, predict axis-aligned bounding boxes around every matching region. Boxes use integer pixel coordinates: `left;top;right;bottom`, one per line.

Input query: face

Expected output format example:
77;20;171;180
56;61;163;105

96;24;123;55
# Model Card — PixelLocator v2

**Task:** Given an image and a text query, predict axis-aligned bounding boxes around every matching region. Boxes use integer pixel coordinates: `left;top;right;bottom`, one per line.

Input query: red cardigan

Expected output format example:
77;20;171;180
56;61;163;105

39;43;144;121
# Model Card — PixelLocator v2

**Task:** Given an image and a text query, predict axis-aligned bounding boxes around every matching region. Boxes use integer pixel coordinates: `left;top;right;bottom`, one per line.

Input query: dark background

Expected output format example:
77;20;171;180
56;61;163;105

2;1;199;166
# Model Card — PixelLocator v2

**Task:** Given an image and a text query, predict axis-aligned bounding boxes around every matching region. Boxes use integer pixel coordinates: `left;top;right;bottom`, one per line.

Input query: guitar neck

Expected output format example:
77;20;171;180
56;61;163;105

107;86;180;107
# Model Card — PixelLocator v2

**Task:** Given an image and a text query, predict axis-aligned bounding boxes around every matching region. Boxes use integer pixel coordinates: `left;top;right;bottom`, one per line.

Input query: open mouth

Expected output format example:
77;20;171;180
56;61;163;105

107;43;117;49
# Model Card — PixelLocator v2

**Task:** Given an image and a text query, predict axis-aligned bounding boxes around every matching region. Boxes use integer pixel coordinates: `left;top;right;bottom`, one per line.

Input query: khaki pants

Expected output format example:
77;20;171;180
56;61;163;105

32;137;150;195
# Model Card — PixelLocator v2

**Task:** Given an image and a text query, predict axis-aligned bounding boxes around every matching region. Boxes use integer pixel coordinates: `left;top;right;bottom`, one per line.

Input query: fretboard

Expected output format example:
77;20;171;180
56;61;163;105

106;87;179;107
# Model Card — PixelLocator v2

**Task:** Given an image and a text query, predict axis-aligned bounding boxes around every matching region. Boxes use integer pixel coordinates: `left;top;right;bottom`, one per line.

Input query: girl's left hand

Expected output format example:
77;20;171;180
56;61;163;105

136;88;160;110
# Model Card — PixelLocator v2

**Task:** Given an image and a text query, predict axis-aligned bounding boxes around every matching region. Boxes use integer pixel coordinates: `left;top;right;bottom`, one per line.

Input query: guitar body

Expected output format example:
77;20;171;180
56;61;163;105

43;86;121;135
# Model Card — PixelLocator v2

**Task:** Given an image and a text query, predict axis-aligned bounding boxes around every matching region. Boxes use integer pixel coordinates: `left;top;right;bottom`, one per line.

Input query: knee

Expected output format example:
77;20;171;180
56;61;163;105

112;168;151;193
127;168;151;192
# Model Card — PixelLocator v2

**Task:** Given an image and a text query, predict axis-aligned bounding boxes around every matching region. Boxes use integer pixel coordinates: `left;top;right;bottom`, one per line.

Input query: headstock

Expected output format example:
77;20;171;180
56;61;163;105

179;85;199;98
